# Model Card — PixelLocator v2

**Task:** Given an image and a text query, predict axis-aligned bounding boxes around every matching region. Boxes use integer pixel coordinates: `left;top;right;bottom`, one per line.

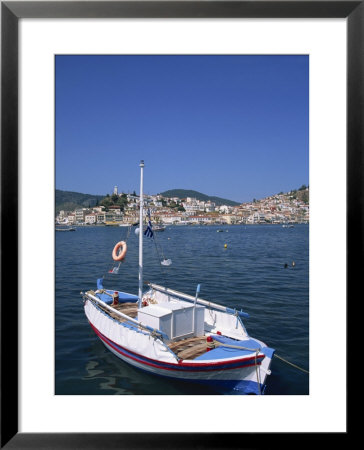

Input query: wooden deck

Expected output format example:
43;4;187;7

99;301;138;321
168;336;208;360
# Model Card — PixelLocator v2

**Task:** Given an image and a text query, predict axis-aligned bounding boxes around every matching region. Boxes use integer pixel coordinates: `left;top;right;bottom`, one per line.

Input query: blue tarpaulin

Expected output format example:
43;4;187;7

96;279;138;304
195;335;275;360
214;335;275;358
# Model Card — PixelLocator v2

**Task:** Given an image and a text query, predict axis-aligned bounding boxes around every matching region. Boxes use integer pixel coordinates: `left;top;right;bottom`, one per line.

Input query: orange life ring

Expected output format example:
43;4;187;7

112;241;127;261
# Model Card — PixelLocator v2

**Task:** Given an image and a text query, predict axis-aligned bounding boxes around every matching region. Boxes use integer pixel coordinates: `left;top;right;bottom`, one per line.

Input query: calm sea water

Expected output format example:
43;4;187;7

55;224;309;395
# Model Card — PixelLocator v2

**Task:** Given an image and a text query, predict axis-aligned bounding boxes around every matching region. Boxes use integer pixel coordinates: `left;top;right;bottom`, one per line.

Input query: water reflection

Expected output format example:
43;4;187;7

82;340;220;395
83;360;129;395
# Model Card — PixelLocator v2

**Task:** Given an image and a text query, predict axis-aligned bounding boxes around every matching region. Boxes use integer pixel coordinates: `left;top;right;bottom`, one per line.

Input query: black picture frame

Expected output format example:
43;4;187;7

1;1;356;448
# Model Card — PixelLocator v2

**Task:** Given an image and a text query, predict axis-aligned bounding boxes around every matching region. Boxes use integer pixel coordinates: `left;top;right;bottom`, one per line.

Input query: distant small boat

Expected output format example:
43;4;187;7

56;225;76;232
153;225;166;232
119;223;130;227
175;221;189;226
105;221;120;226
282;224;294;228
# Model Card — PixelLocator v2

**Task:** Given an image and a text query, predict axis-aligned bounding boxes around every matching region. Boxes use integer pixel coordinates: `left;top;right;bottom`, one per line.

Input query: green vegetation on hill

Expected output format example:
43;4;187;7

158;189;240;206
99;193;128;211
55;190;104;213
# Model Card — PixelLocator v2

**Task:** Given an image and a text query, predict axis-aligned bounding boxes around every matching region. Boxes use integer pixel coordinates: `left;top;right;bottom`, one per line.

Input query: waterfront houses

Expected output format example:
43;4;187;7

56;188;309;226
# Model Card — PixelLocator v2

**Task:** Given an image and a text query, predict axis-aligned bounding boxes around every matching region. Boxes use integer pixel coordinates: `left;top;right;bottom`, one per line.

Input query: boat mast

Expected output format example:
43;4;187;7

138;160;144;309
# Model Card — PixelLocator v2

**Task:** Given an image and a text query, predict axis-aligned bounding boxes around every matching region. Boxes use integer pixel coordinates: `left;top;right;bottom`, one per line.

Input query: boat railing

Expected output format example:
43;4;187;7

147;283;250;319
83;290;170;341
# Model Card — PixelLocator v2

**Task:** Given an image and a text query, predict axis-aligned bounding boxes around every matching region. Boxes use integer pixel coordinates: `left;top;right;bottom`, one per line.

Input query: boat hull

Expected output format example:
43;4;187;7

89;319;270;395
84;293;274;395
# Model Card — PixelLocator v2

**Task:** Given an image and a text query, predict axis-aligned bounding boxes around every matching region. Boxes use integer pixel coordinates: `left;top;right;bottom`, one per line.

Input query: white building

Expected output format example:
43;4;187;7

182;203;199;214
75;209;88;223
218;205;233;214
96;212;105;223
204;201;216;212
67;213;76;224
85;213;97;224
161;214;184;224
188;215;213;224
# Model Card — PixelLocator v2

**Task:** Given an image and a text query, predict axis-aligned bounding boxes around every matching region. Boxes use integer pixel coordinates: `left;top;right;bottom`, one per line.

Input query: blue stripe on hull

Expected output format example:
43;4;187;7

178;378;264;395
124;357;265;395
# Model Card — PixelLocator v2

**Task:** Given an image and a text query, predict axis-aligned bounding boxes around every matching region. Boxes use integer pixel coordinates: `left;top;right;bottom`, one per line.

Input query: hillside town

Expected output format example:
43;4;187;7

56;186;309;226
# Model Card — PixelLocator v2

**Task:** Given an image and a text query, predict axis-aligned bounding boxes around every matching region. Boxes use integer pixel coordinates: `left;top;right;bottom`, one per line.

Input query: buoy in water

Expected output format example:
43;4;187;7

161;259;172;266
292;261;296;267
284;263;288;268
224;244;227;248
135;227;140;235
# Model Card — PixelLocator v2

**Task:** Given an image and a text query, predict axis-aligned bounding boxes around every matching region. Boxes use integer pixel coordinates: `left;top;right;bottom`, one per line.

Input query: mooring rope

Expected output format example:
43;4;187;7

210;337;309;375
211;339;308;393
274;354;309;374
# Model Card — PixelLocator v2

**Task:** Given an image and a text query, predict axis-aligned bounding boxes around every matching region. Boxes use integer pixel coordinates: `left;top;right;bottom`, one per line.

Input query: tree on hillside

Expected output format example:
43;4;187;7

301;191;309;204
100;196;112;210
116;196;128;210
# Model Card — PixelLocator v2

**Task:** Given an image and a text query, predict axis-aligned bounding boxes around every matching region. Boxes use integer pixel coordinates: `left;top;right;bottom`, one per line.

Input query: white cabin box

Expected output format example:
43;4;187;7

137;300;205;340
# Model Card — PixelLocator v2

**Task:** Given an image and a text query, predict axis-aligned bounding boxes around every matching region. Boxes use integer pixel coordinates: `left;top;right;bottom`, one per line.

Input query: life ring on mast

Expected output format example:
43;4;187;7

112;241;127;261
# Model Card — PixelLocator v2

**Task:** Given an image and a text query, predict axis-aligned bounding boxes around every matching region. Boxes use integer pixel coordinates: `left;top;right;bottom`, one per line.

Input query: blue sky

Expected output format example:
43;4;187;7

56;55;308;203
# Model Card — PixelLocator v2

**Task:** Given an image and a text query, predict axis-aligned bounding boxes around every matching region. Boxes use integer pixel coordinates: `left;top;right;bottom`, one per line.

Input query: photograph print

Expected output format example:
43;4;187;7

55;55;309;395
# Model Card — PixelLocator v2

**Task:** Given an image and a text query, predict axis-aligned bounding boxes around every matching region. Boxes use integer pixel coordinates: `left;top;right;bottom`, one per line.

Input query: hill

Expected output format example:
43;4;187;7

55;190;104;213
294;186;309;204
158;189;240;206
283;185;309;204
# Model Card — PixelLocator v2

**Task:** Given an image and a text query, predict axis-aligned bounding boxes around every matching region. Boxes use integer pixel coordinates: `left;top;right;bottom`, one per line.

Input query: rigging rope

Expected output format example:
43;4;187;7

145;221;171;286
152;233;169;286
152;228;169;262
